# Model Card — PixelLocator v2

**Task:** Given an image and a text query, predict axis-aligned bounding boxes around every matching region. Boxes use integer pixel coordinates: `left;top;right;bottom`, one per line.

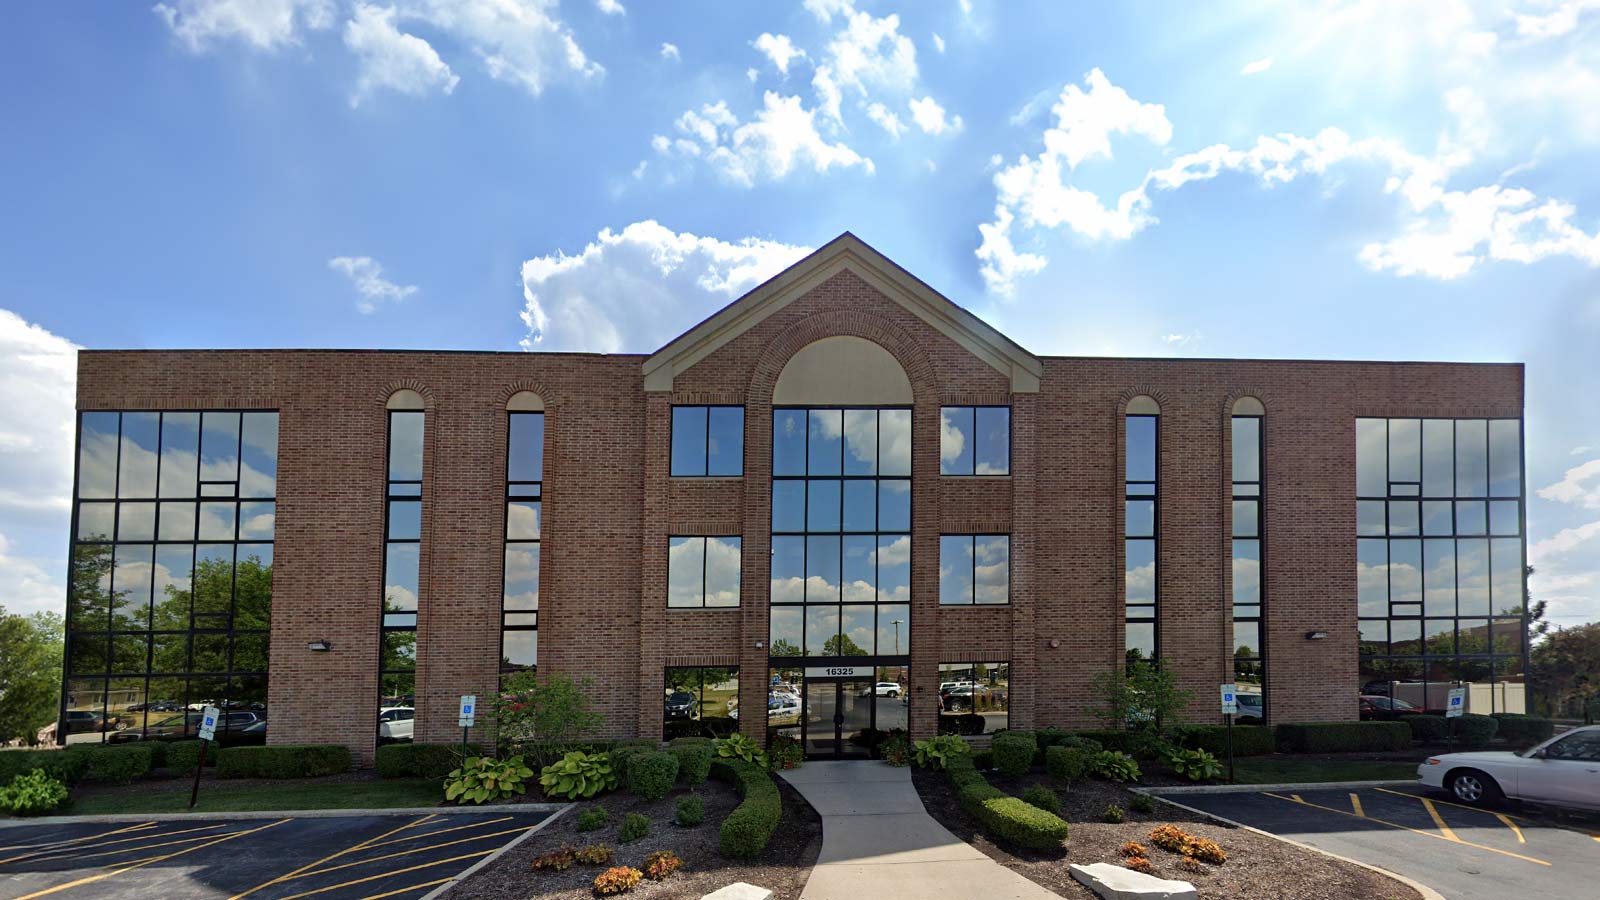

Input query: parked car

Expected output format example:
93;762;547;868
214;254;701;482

1360;694;1424;721
874;682;903;698
664;691;697;720
111;710;264;742
941;684;989;712
62;710;105;734
378;706;414;741
730;693;801;722
1235;692;1264;723
1419;724;1600;809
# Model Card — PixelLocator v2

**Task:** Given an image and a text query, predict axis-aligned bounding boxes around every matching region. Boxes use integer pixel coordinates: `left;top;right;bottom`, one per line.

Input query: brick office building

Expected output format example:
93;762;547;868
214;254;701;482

60;234;1530;763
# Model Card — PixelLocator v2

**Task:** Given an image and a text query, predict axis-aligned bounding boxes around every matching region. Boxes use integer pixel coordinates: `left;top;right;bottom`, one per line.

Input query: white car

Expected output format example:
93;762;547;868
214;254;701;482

1418;724;1600;810
874;682;903;698
378;706;415;741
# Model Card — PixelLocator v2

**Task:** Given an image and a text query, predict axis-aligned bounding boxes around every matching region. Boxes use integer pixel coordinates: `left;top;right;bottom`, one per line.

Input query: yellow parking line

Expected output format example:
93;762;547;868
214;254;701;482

1373;787;1533;822
48;829;248;863
1420;798;1460;842
361;816;514;850
1261;793;1550;866
10;822;232;866
356;878;453;900
226;814;439;900
0;822;155;854
9;818;290;900
272;850;494;900
1497;814;1527;845
287;825;536;881
1350;793;1365;818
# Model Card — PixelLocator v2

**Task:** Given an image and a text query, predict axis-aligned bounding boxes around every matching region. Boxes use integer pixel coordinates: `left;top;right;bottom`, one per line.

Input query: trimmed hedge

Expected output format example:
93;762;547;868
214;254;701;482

0;749;89;786
1044;745;1092;783
626;751;679;801
1276;722;1411;753
971;748;994;771
216;744;351;779
1070;730;1142;755
711;758;781;859
669;741;712;787
1492;714;1554;746
1453;714;1498;748
375;743;483;779
945;756;1070;850
71;745;154;785
1174;724;1276;757
992;732;1037;777
1406;715;1449;743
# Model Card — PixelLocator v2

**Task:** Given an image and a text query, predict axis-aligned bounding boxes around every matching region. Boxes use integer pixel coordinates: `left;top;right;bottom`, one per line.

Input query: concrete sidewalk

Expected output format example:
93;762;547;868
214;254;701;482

779;761;1058;900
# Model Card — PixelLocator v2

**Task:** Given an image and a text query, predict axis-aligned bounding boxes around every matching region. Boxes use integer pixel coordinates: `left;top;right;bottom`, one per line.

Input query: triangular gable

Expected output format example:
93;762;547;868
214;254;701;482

642;232;1042;392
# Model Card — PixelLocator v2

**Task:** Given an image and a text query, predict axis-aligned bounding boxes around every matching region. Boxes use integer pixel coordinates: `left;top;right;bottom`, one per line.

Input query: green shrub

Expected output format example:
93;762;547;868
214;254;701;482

0;770;70;816
1034;729;1074;751
1061;735;1105;754
971;748;993;770
1173;724;1275;757
675;793;705;826
1492;714;1554;746
711;758;781;859
1020;784;1060;815
538;751;617;800
881;730;911;767
0;749;88;786
626;751;679;801
1091;750;1141;782
668;741;712;786
712;734;768;769
1275;722;1411;753
446;755;535;804
1045;745;1092;783
1164;748;1222;782
70;745;153;785
992;732;1037;777
768;734;802;771
1453;714;1499;748
577;805;610;832
912;735;970;770
215;744;351;779
161;741;217;776
619;812;650;843
1405;715;1449;743
1102;803;1125;823
945;756;1071;850
1072;730;1140;755
1130;793;1157;814
374;743;482;779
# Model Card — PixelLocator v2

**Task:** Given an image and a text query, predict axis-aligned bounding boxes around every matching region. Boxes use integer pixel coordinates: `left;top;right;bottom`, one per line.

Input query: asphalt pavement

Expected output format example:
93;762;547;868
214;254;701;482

0;809;555;900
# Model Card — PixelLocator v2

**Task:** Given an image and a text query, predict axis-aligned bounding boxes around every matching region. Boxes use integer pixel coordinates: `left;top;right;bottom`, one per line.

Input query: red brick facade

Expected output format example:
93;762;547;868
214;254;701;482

74;249;1522;764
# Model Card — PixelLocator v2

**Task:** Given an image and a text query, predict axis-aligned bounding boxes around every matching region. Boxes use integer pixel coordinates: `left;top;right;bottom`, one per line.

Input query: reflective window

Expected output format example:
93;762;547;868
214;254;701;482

502;412;542;677
380;411;423;741
64;411;275;745
940;406;1010;475
1356;417;1527;715
664;667;740;740
672;406;744;477
668;536;742;608
1125;413;1158;661
938;662;1008;734
1231;413;1265;720
939;535;1009;605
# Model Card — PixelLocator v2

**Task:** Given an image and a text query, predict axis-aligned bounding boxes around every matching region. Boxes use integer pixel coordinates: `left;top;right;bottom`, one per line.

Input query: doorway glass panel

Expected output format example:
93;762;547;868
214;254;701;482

804;681;838;758
838;680;872;758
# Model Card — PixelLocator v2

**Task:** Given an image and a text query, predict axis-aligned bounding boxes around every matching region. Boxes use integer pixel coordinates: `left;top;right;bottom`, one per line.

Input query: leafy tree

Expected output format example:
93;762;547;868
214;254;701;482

1091;658;1194;750
0;605;65;745
1530;621;1600;720
822;632;868;657
769;639;801;658
494;671;605;769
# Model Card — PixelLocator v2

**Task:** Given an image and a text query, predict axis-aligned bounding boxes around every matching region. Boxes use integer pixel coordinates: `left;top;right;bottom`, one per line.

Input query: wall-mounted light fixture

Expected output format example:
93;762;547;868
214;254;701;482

1048;639;1061;649
1304;631;1328;641
754;640;766;650
307;640;332;652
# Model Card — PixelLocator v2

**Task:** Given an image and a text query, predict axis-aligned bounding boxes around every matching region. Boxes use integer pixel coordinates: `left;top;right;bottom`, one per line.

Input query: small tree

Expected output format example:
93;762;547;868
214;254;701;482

494;672;605;769
1090;658;1193;753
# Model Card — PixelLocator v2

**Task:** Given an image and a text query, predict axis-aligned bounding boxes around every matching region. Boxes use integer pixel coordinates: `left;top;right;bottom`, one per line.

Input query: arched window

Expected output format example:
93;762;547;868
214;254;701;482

379;391;424;742
502;392;543;679
1231;397;1266;722
1125;396;1159;663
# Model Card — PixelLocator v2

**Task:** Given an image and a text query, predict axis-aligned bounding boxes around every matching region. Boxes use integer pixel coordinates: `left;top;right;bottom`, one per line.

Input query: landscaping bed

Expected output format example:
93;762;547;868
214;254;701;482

912;766;1422;900
451;774;821;900
63;769;453;815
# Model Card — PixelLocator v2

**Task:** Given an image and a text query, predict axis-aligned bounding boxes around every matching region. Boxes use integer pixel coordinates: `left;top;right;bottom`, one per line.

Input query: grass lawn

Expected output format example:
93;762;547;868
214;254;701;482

1228;756;1419;785
67;777;443;815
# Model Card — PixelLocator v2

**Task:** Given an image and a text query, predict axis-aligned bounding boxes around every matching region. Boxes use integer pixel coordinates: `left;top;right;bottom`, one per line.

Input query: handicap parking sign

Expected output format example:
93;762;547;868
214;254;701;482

1446;687;1465;718
1220;684;1238;715
199;705;220;741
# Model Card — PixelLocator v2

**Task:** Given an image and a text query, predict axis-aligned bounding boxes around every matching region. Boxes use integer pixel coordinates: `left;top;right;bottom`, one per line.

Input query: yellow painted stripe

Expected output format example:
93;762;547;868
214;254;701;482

361;816;514;850
1420;798;1459;842
1290;793;1304;803
356;878;453;900
1373;787;1533;822
226;813;439;900
1496;814;1527;845
0;822;155;855
1261;793;1549;866
13;822;231;866
1350;793;1365;818
49;829;246;863
9;819;290;900
272;850;494;900
288;826;535;880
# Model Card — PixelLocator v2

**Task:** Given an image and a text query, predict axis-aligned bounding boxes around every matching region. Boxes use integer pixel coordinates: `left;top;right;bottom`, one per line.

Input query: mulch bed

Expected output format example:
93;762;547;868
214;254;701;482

451;776;821;900
912;767;1422;900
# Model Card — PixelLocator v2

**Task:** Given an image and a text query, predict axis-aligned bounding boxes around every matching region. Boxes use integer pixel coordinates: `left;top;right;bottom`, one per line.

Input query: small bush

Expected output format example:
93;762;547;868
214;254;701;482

1453;714;1499;748
675;793;705;826
945;756;1071;850
0;770;70;816
1173;724;1275;757
1179;855;1208;874
1148;824;1226;864
1130;793;1157;814
215;744;350;779
1034;729;1074;752
1492;714;1554;746
642;849;682;880
1091;750;1141;783
1125;856;1154;874
712;734;768;769
712;758;782;859
1020;784;1060;815
592;866;642;895
881;730;911;767
72;745;153;785
1406;714;1449;743
912;735;970;770
1275;722;1410;753
577;806;610;832
1044;745;1091;783
531;846;575;871
1148;824;1190;853
1061;735;1104;754
374;743;482;779
607;741;658;784
992;732;1037;778
162;741;215;776
574;844;613;865
971;748;993;770
1071;730;1140;755
1164;747;1223;782
670;741;712;786
446;756;535;804
619;812;650;843
1120;841;1148;858
625;751;679;801
538;751;617;801
1102;803;1125;823
0;749;88;786
768;734;803;771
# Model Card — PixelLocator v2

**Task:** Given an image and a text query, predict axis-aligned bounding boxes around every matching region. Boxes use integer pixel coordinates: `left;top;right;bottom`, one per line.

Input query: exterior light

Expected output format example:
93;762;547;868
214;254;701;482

754;640;765;649
1048;639;1061;649
1304;631;1328;641
307;640;331;652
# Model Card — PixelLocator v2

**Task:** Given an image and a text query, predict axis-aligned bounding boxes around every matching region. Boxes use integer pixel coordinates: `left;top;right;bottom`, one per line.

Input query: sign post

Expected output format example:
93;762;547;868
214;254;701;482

1445;685;1465;754
189;705;220;809
458;694;477;761
1219;684;1238;784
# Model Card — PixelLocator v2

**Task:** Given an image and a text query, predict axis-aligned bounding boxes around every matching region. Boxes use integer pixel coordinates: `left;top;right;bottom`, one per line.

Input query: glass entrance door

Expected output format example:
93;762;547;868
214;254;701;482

803;679;874;759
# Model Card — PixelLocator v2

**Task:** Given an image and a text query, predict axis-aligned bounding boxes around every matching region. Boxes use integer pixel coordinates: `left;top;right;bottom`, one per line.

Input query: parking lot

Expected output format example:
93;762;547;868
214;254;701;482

1172;785;1600;900
0;809;557;900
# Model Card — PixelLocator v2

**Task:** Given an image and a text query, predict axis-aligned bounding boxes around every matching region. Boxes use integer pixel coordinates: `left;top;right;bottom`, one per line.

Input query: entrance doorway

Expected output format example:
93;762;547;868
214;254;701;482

803;679;873;759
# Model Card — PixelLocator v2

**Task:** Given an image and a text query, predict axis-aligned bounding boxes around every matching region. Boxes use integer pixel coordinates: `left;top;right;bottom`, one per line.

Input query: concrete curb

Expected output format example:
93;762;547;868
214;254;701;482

0;802;567;828
419;803;570;900
1141;791;1446;900
1142;779;1416;795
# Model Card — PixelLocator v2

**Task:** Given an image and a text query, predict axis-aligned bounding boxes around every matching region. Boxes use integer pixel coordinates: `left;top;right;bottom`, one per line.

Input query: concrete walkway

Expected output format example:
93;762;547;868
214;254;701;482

779;761;1060;900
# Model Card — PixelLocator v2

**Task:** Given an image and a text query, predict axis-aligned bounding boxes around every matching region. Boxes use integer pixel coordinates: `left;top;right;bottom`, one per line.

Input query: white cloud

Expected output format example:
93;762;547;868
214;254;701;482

519;221;811;352
753;33;805;74
813;5;917;121
908;96;962;135
328;256;418;313
1573;445;1595;455
660;42;680;62
803;0;854;23
1515;0;1600;38
595;0;625;15
746;67;759;82
1539;458;1600;508
931;32;945;53
654;92;874;187
397;0;603;97
0;533;63;618
344;4;458;107
866;102;904;138
0;310;77;520
1531;520;1600;563
154;0;335;52
1240;57;1272;76
1161;332;1202;347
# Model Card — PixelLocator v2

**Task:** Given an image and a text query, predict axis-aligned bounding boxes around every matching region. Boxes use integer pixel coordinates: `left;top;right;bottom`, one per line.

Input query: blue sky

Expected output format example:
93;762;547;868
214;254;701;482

2;0;1598;629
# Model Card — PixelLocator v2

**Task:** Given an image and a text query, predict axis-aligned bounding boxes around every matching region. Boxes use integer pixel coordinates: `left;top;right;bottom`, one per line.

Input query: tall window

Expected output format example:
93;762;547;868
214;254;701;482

938;662;1009;735
502;409;542;676
65;411;277;744
938;535;1010;605
671;406;744;476
1231;401;1265;722
663;666;740;740
1124;402;1159;662
1357;418;1528;714
668;537;742;607
940;406;1010;475
379;408;423;740
769;408;911;660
